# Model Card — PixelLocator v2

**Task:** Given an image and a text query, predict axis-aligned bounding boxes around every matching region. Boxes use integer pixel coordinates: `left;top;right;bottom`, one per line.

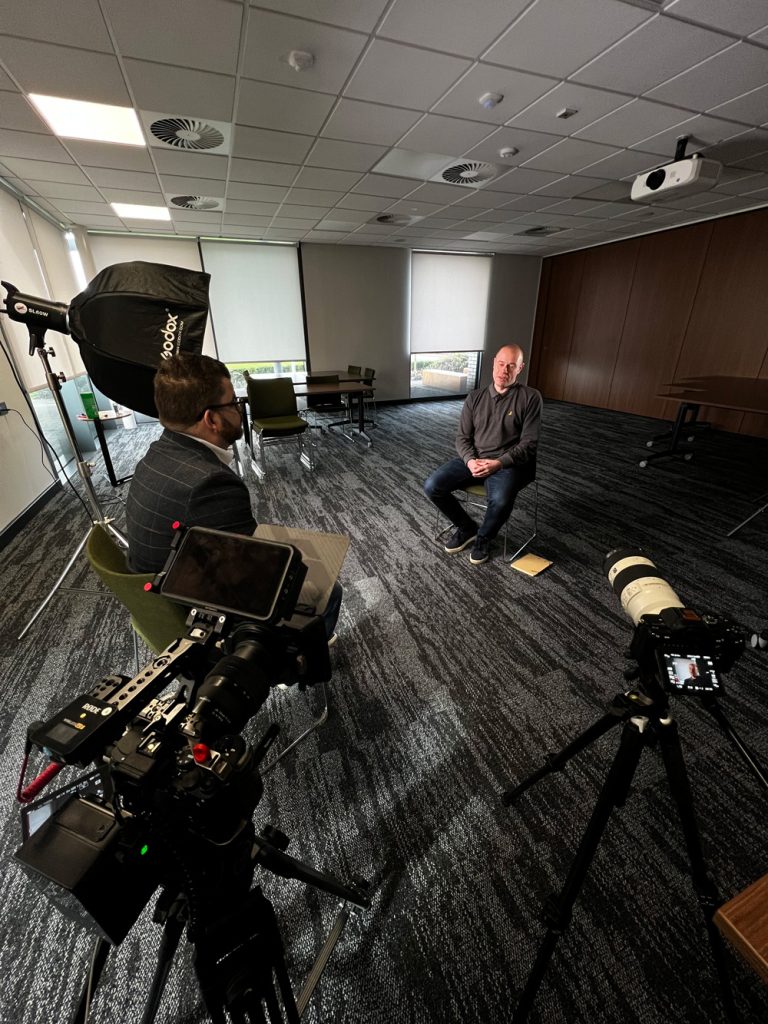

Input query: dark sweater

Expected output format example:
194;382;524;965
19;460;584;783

456;382;542;469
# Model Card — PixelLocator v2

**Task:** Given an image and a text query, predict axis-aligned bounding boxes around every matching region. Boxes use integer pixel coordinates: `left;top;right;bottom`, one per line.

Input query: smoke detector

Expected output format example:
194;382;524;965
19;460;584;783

142;111;231;153
479;92;503;110
430;161;499;188
167;195;223;211
284;49;314;72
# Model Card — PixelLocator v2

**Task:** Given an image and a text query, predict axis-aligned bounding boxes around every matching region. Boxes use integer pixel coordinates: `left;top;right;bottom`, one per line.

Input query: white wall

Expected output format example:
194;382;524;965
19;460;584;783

481;254;542;388
301;244;410;401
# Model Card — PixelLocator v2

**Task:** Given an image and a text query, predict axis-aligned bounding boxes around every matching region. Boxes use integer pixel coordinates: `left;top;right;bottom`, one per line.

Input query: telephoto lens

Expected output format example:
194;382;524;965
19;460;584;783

604;548;683;626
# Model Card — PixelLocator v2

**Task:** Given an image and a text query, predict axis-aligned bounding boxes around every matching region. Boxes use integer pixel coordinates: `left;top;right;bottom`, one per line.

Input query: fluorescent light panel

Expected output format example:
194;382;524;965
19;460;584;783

112;203;171;221
29;94;145;146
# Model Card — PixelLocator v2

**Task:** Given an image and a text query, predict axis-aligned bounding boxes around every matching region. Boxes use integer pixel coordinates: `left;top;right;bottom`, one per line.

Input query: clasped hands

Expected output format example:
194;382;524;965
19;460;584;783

467;458;502;478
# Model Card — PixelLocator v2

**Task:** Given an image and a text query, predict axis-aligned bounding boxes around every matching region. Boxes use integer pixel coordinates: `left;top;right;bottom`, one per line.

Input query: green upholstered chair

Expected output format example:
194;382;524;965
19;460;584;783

244;373;311;474
434;478;539;564
86;524;189;669
346;364;362;375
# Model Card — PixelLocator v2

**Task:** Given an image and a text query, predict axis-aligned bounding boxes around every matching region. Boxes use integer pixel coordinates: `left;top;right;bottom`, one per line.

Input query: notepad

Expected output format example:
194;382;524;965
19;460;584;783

510;553;552;576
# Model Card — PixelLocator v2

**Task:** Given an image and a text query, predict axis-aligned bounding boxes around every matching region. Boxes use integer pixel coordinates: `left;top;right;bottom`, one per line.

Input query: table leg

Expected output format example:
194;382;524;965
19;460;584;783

639;403;699;467
93;417;131;487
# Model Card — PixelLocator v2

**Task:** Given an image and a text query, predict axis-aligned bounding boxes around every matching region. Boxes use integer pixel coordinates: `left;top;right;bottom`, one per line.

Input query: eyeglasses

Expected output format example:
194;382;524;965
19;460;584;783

195;399;240;421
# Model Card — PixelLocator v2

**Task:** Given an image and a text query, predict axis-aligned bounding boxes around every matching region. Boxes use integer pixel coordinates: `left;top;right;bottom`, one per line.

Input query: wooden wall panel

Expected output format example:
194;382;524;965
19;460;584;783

609;222;712;419
531;206;768;439
564;239;639;408
533;251;583;400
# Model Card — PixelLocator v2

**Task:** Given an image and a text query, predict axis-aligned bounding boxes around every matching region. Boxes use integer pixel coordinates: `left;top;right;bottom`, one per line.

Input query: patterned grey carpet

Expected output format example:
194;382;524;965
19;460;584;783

1;399;767;1024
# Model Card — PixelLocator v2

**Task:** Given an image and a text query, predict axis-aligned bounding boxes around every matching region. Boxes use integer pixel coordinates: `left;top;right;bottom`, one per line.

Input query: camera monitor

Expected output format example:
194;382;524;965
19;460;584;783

662;652;721;694
160;528;306;624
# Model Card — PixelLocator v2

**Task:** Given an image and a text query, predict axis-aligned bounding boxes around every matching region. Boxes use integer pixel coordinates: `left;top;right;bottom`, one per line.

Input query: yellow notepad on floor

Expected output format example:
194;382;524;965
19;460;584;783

511;553;552;576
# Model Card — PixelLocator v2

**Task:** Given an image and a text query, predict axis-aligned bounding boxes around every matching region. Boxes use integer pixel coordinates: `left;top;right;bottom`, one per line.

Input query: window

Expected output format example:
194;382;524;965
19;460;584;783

409;252;491;398
226;359;307;391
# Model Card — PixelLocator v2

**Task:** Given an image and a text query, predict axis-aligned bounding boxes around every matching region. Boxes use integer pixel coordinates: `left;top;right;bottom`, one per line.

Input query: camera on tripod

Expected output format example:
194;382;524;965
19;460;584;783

15;525;331;945
604;547;744;696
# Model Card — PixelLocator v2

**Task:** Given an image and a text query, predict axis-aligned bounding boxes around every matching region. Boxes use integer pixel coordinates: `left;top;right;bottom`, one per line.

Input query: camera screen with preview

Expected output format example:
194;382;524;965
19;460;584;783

662;652;721;693
160;528;304;623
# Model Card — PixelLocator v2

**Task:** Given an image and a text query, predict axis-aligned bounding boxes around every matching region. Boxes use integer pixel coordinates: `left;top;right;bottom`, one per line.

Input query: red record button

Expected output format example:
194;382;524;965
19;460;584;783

192;743;211;764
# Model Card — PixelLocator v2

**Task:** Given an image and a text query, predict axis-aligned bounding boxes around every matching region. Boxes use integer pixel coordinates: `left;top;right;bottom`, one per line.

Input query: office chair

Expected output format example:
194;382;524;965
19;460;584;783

434;477;539;564
346;364;362;376
86;524;189;671
245;373;312;475
362;367;377;427
86;524;330;772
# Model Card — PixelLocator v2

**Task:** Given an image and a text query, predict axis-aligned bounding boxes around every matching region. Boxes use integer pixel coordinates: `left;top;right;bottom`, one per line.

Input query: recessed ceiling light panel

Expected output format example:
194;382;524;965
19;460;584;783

112;203;171;221
29;94;145;146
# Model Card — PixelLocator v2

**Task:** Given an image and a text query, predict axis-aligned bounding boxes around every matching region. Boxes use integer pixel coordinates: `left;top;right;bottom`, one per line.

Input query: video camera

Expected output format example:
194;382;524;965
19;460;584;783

15;526;331;945
604;548;744;696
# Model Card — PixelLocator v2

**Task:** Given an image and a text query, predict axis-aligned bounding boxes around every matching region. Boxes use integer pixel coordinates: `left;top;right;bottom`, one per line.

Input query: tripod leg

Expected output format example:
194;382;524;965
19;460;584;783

657;719;739;1024
701;697;768;790
139;912;185;1024
71;937;111;1024
17;529;91;639
513;718;646;1024
503;692;646;805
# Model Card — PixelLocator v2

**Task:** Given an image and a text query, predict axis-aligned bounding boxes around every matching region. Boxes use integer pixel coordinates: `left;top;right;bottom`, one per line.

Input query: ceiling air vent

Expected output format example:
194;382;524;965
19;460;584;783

373;214;415;226
432;161;498;188
169;195;223;211
515;226;562;237
148;116;227;151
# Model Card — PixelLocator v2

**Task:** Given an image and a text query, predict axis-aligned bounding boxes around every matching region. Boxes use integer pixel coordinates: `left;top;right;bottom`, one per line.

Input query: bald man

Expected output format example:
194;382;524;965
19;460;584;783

424;345;542;565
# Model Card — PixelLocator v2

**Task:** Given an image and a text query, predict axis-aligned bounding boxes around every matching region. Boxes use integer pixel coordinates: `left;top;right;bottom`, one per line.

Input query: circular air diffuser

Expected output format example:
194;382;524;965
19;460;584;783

170;196;220;211
440;161;497;186
150;117;225;151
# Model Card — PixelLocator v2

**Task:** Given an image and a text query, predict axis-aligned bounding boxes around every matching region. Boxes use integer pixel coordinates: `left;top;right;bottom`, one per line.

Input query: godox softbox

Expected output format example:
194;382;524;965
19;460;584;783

3;261;210;418
68;261;210;417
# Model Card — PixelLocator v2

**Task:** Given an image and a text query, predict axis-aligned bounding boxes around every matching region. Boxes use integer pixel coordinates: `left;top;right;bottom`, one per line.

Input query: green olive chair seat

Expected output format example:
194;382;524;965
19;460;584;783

244;373;310;472
86;524;188;655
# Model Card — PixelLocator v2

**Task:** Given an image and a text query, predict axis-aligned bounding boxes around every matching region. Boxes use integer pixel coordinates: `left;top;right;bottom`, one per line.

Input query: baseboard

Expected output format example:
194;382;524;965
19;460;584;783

0;481;61;551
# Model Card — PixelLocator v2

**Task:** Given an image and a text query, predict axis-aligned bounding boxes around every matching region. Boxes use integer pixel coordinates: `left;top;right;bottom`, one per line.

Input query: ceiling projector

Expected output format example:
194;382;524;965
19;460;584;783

631;155;722;202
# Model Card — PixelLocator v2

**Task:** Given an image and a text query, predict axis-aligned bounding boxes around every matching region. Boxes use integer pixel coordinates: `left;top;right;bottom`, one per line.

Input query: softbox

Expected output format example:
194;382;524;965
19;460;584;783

68;261;210;418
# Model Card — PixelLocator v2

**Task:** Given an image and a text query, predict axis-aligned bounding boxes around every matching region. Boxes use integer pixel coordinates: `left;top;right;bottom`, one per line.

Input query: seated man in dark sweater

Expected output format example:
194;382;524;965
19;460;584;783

126;353;341;638
424;345;542;565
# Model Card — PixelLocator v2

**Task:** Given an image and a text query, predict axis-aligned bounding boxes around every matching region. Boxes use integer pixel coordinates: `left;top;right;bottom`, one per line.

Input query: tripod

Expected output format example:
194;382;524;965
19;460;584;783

71;826;370;1024
503;681;768;1024
18;335;127;640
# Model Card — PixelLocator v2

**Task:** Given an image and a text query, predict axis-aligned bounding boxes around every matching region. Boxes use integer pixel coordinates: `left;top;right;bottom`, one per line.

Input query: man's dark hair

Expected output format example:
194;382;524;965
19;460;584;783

154;353;231;428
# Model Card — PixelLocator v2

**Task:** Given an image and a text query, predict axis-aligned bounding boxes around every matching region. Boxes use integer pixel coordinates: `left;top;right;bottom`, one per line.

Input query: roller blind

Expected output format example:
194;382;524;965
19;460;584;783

199;241;305;363
410;252;492;353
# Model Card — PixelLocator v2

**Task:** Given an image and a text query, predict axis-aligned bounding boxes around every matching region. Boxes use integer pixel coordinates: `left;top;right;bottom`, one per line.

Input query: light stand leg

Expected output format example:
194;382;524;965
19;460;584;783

17;345;127;640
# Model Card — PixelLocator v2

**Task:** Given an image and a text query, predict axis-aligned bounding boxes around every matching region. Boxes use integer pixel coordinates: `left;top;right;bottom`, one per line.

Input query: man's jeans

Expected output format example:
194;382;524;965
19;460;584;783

424;458;533;541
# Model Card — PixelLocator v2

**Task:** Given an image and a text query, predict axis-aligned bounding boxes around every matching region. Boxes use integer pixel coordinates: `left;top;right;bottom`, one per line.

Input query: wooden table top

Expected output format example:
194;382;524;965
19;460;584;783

714;873;768;985
658;376;768;416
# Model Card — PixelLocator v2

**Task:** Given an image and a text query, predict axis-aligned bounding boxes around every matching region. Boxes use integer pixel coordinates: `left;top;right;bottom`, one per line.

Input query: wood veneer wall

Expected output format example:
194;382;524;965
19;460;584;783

528;207;768;437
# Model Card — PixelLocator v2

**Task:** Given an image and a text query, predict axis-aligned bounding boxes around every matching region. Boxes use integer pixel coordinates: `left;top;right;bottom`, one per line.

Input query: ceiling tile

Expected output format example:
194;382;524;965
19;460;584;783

225;181;289;202
76;215;126;227
105;0;242;74
285;187;343;205
404;181;485;204
294;166;363;190
307;137;387;170
321;99;422;145
713;170;767;194
463;126;563;165
271;217;320;229
433;64;555;125
705;129;768;169
664;0;768;35
647;43;768;112
251;0;388;33
379;0;529;58
346;40;470;109
153;150;229;178
709;83;768;126
484;0;651;79
751;25;768;45
221;213;272;225
0;127;71;162
522;137;620;174
0;38;130;104
507;82;633;138
224;200;280;215
573;16;732;96
67;140;155;171
0;92;51;134
5;0;113;50
161;175;229;195
243;11;367;94
334;192;392;211
536;197;606;217
82;167;160;190
100;188;164;204
351;172;419;197
484;167;564;193
229;157;299;184
1;157;89;183
398;114;494;156
575;98;694;147
232;125;313;163
532;174;610;198
237;80;335;134
576;147;662;179
637;114;748;157
278;204;335;219
125;60;235;121
500;194;553;211
54;199;116;214
28;181;102;201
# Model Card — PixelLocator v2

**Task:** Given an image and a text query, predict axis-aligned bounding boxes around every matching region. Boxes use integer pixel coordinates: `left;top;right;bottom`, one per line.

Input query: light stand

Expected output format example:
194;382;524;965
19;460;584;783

17;332;127;640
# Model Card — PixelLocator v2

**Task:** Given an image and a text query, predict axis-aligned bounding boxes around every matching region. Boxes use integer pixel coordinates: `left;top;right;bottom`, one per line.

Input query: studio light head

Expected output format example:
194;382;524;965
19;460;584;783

1;260;211;417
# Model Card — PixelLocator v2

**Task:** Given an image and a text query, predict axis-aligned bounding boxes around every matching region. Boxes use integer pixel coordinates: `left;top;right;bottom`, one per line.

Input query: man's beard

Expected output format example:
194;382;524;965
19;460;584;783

221;420;243;446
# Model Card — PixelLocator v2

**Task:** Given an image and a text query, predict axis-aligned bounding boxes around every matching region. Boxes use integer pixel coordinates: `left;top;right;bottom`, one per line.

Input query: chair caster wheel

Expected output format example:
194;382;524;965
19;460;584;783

639;460;648;468
684;453;693;461
646;441;654;448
